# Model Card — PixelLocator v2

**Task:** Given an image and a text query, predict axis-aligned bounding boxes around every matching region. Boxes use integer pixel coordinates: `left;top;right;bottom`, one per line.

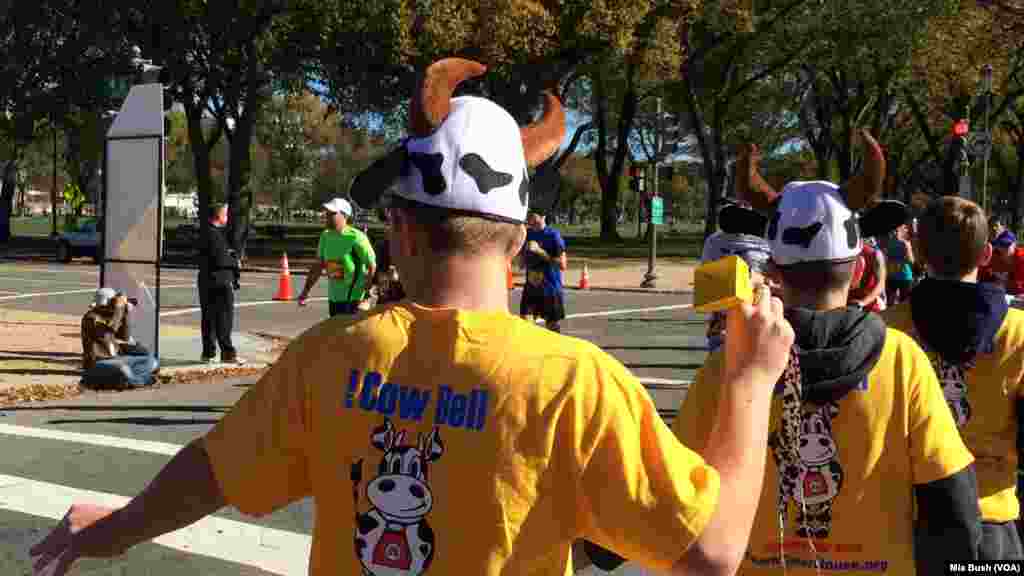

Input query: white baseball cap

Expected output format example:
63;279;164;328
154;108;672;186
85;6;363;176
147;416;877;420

349;58;565;224
767;181;861;266
94;287;118;307
323;198;353;217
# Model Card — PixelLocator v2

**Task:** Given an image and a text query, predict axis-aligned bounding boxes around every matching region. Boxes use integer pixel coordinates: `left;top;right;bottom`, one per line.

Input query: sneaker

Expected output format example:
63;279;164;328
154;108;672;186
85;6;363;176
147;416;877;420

221;356;246;366
201;355;216;364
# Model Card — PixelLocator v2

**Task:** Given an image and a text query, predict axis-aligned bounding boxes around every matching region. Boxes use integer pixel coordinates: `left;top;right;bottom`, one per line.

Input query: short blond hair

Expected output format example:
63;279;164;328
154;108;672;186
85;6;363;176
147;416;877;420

917;196;988;278
393;200;522;257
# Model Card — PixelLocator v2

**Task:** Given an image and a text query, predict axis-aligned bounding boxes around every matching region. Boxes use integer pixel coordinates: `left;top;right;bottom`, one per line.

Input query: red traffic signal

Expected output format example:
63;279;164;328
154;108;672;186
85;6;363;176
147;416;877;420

953;119;969;137
629;165;640;178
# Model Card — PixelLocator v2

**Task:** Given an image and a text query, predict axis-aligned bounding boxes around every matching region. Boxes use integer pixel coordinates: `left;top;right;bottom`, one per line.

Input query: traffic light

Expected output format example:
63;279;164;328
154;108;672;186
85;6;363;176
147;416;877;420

953;119;969;137
629;165;645;193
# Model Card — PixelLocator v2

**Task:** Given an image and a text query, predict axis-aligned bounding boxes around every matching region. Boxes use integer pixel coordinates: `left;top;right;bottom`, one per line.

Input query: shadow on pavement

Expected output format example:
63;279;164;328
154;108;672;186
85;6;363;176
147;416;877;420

0;368;81;376
0;350;80;359
601;345;708;352
606;318;704;325
46;417;220;426
623;363;704;370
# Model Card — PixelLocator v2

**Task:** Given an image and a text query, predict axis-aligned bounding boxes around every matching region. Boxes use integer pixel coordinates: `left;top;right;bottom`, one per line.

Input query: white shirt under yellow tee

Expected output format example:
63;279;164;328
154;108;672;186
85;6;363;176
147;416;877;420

202;302;719;575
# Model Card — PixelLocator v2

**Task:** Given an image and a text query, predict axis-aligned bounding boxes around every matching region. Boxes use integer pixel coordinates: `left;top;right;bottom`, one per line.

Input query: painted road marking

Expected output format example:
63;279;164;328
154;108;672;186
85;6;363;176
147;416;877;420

162;299;691;319
637;377;692;387
0;473;310;576
0;277;98;287
0;423;183;456
0;283;261;302
531;303;696;324
159;297;329;317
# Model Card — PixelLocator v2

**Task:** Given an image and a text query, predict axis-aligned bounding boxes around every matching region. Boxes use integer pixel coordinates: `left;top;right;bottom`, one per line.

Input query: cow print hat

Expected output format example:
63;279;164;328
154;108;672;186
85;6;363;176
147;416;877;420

731;130;908;266
349;58;566;224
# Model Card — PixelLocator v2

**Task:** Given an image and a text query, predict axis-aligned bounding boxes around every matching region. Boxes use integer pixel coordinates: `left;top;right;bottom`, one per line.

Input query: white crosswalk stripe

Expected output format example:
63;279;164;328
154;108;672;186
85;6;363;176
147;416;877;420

0;423;311;575
0;473;312;575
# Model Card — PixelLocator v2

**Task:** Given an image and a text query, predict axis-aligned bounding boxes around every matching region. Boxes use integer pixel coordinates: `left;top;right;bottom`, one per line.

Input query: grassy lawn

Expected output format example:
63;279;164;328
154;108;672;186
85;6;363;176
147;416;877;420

13;216;704;264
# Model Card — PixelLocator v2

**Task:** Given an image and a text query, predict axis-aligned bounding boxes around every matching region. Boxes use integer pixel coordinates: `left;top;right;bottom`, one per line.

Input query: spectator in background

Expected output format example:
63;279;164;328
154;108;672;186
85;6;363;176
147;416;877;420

885;223;915;305
849;236;887;312
519;210;567;332
991;218;1006;242
81;288;159;389
981;230;1024;296
372;202;406;306
700;201;772;352
297;197;377;316
197;204;244;365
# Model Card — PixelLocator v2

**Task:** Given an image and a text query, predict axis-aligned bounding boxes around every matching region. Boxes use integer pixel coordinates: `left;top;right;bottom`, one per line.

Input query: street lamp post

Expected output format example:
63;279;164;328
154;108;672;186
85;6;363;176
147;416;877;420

52;113;58;236
982;64;993;213
641;98;663;288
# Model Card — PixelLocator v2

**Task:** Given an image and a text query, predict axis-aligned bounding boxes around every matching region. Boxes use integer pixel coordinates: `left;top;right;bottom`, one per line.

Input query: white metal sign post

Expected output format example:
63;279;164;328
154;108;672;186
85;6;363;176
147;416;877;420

100;84;165;358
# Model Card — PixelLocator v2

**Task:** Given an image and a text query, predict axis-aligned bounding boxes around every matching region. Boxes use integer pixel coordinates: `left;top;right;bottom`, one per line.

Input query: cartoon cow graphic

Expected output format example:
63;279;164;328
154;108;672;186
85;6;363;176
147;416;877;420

351;419;444;576
933;359;972;428
769;402;844;539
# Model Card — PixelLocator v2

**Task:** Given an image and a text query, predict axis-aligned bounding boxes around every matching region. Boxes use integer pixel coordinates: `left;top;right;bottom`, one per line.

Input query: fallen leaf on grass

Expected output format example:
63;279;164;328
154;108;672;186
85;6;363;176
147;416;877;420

156;366;269;386
0;383;82;406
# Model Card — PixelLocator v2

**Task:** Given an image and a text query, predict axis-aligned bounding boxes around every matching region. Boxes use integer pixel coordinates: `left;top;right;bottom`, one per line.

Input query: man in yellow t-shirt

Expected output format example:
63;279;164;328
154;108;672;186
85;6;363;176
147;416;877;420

674;134;980;575
884;196;1024;560
31;58;796;576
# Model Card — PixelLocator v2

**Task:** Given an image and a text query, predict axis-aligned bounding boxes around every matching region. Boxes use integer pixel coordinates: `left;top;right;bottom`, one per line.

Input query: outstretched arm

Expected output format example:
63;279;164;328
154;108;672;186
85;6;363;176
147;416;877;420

31;440;225;574
299;261;324;304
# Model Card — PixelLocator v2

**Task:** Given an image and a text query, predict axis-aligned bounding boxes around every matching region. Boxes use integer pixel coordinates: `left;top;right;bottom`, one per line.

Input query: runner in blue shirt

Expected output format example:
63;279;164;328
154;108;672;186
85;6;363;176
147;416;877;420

519;210;567;332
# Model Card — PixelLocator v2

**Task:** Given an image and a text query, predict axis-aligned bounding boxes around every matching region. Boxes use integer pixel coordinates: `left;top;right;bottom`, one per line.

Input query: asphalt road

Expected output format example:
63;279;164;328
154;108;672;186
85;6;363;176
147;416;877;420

0;259;705;575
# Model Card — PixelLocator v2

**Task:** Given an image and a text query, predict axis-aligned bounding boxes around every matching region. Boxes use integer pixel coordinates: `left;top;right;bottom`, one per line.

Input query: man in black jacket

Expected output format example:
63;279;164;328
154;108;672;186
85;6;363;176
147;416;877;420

198;204;244;365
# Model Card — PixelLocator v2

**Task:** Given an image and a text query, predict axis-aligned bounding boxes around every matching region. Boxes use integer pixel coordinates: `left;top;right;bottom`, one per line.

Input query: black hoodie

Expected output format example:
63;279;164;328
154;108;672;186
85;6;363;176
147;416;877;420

909;278;1009;365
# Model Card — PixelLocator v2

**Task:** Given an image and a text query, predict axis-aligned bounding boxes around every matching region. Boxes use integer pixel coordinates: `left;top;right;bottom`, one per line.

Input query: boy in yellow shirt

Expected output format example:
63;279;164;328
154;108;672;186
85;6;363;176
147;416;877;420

673;133;981;575
31;58;796;576
884;196;1024;560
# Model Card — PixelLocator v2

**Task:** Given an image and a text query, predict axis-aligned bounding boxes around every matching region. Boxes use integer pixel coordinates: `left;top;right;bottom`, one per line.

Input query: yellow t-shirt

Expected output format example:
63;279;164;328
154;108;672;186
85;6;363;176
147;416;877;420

202;302;719;575
884;302;1024;522
673;328;973;575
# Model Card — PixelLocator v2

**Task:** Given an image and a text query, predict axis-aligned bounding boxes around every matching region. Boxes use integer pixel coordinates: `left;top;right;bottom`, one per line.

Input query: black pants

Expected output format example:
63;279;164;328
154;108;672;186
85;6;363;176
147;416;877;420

982;521;1024;560
199;279;236;358
329;301;360;317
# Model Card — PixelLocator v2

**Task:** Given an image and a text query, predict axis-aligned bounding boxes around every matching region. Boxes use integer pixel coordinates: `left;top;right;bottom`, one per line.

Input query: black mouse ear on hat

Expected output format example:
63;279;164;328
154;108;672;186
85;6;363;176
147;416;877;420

859;200;908;239
349;146;408;210
528;161;561;216
719;204;769;237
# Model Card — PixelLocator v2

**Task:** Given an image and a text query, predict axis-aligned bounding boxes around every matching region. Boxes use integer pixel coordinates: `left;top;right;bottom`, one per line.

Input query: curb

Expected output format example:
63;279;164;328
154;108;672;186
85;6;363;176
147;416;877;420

1;255;694;295
512;284;692;296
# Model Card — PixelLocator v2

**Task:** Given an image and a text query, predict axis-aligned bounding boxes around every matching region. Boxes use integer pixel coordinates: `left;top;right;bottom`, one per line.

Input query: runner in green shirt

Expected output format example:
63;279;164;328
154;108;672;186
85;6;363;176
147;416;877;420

297;197;376;316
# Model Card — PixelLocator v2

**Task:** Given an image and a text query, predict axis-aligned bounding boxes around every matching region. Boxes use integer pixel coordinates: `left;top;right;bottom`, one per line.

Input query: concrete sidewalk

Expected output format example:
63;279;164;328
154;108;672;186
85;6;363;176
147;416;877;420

0;308;283;405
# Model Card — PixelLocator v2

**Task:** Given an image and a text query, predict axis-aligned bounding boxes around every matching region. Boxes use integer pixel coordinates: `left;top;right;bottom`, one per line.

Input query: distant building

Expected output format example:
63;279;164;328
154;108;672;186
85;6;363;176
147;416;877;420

164;189;198;218
22;190;53;215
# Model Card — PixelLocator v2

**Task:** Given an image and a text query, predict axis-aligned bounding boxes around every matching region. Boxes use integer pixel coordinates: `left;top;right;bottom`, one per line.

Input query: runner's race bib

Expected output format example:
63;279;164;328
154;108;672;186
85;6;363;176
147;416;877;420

325;260;345;280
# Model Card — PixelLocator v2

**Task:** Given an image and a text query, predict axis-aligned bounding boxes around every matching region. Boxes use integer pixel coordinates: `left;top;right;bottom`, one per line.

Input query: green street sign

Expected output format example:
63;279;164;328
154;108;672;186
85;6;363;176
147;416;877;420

651;197;664;225
101;76;133;102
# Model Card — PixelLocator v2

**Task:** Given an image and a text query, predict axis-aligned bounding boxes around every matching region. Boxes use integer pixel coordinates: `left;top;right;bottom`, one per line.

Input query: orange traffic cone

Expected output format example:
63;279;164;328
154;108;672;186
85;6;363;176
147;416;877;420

273;252;294;301
507;262;515;290
578;263;590;290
